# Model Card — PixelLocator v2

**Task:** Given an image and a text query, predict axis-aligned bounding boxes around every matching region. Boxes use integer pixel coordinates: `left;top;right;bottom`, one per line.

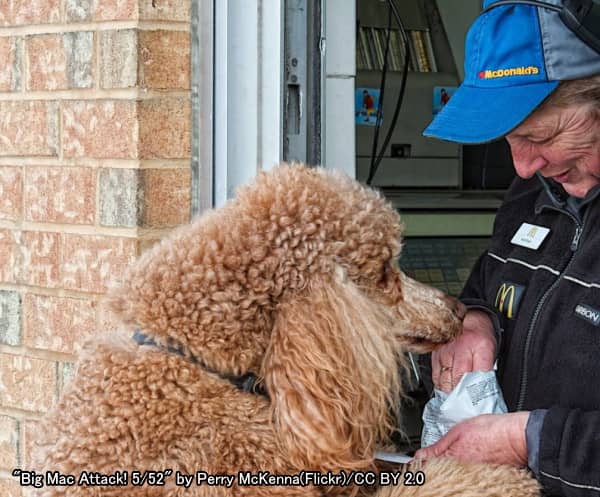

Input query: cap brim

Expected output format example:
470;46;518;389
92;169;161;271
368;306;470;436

423;81;560;144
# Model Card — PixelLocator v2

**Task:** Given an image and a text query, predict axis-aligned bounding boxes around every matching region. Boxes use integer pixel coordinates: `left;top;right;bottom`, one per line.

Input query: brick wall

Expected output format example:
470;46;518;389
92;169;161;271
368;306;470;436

0;1;192;494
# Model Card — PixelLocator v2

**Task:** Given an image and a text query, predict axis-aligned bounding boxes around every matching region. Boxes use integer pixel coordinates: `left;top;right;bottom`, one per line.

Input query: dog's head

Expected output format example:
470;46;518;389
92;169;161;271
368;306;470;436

108;163;464;471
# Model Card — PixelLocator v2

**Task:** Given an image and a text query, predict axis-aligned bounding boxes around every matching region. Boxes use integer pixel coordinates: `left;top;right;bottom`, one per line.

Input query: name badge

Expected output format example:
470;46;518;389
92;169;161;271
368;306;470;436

511;223;550;250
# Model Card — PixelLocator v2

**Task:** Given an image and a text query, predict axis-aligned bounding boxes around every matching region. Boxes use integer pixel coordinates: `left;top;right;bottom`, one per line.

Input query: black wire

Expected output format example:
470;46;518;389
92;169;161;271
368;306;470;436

481;143;490;189
366;0;411;185
367;5;393;183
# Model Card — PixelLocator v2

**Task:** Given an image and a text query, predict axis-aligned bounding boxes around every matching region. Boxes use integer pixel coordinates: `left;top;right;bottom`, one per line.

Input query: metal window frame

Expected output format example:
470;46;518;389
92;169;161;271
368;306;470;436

283;0;324;166
191;0;214;216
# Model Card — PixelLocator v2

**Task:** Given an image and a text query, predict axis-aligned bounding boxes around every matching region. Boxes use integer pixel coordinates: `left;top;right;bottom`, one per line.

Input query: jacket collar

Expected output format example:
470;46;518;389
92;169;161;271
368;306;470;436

535;173;600;215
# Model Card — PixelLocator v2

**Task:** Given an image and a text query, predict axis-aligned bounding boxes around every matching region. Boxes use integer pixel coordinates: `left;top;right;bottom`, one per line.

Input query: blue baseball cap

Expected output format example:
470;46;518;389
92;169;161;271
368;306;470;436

424;0;600;144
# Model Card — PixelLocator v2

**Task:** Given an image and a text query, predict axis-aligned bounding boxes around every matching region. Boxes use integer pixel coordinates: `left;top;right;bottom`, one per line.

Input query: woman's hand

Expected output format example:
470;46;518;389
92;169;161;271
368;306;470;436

414;412;530;467
432;309;497;392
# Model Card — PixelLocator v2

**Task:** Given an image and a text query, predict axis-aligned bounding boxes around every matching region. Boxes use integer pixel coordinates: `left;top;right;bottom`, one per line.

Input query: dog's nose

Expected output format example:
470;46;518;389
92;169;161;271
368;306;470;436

444;296;467;320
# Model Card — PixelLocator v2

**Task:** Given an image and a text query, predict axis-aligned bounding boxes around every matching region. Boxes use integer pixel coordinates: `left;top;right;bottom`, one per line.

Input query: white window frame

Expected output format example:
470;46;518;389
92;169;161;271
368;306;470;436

193;0;355;212
213;0;284;207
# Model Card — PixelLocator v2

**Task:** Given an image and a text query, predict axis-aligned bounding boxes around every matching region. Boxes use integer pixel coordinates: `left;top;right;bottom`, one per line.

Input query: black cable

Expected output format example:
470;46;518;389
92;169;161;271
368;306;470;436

481;143;490;189
366;0;411;185
367;5;393;183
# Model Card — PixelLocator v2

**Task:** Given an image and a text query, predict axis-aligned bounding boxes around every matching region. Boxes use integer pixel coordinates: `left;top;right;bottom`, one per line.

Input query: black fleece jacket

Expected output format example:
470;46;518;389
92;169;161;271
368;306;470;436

460;175;600;497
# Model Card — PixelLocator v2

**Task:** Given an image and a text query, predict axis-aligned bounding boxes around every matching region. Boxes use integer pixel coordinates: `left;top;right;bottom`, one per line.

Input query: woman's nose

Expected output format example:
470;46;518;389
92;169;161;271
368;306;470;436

508;142;548;178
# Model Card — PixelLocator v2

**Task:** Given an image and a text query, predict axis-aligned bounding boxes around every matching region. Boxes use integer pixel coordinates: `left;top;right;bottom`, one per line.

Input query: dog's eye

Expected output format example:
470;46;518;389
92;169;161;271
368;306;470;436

378;262;403;299
378;261;394;287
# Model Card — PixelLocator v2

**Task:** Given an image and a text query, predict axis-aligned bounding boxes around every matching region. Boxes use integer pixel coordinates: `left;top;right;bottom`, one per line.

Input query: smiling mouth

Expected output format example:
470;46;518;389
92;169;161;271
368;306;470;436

550;171;570;182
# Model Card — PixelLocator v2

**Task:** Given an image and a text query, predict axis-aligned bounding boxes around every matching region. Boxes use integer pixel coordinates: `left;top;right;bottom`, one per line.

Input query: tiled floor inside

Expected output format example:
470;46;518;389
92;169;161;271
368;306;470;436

399;237;491;296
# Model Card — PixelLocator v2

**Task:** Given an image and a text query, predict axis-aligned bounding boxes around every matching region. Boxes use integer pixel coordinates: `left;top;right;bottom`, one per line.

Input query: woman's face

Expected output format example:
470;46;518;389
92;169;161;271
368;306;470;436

506;104;600;198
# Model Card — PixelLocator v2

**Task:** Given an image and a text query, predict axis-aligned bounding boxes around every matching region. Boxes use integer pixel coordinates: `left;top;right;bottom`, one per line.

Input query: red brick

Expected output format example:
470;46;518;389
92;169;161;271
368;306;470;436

139;0;191;21
0;229;20;284
24;167;95;225
0;415;18;469
0;0;60;26
61;234;138;293
142;168;191;226
139;98;191;159
0;167;22;221
93;0;138;21
0;352;56;412
15;0;59;25
26;33;94;90
25;35;67;91
0;37;20;91
23;294;96;354
20;419;40;471
62;101;137;159
0;101;59;157
21;231;60;288
139;30;191;90
20;419;40;470
0;478;21;497
0;4;9;25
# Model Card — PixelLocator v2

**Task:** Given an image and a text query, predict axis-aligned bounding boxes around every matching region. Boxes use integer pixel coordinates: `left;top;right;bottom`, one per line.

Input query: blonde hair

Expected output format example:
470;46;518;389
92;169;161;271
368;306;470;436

540;74;600;117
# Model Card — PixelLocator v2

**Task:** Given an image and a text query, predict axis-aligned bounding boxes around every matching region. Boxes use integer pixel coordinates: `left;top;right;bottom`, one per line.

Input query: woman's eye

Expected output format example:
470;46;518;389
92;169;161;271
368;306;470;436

529;136;552;145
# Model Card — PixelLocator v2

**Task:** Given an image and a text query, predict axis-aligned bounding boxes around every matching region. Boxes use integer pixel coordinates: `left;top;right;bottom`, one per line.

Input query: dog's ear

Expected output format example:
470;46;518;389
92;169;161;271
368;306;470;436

263;268;402;471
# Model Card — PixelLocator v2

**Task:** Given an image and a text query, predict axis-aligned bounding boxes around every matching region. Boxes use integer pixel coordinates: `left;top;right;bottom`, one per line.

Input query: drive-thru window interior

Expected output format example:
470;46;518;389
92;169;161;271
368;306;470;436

193;0;515;290
192;0;516;448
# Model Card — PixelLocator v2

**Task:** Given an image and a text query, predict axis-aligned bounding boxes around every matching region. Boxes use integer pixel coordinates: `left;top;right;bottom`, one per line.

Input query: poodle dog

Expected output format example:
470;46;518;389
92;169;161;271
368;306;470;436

32;164;538;497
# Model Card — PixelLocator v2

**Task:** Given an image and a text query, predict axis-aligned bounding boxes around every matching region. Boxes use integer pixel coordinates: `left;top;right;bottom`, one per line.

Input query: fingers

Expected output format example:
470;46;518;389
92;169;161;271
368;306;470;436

432;348;454;392
431;349;442;381
470;346;496;372
413;447;429;460
437;368;454;393
417;415;531;467
431;314;498;391
450;351;475;389
432;346;469;392
414;430;457;461
413;444;436;460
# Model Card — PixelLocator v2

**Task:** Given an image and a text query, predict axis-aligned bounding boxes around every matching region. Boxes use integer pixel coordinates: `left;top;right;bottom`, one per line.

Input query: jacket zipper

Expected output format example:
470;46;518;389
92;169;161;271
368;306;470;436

515;212;584;411
571;225;583;251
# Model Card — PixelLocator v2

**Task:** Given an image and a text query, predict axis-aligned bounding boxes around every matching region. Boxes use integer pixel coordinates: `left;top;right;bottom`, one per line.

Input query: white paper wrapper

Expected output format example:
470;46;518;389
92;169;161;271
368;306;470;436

374;451;412;464
421;370;508;447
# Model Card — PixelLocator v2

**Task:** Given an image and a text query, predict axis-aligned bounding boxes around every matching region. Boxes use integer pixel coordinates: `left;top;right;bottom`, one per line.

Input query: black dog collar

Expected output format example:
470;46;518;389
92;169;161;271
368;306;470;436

132;330;268;398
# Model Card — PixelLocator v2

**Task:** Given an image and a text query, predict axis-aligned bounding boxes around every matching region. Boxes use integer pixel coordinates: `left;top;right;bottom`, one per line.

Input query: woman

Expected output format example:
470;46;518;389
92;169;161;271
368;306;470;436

414;2;600;496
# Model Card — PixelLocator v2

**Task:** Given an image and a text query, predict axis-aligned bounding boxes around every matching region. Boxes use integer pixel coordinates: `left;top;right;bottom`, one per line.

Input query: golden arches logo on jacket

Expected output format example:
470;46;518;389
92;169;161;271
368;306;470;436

494;281;526;319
